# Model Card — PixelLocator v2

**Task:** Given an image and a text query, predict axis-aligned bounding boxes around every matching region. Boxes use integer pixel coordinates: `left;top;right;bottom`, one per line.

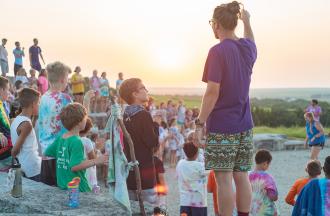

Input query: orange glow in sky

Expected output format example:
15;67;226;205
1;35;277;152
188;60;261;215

1;0;329;88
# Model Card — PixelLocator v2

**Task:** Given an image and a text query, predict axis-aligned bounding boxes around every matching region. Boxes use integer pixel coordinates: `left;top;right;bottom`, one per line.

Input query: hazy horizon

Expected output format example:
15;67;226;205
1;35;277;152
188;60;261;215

1;0;330;88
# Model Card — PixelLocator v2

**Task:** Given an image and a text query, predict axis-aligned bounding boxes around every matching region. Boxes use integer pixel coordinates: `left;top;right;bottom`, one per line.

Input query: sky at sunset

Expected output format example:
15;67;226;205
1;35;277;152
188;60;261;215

1;0;329;88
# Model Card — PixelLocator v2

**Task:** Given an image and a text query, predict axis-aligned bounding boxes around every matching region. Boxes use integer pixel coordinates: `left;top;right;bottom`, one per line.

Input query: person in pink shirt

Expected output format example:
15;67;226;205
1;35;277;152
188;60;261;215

305;99;322;122
38;69;48;94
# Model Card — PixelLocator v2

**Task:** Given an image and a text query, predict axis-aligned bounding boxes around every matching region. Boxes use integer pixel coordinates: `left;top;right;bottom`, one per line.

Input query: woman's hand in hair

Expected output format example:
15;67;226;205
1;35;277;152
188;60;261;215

240;9;250;23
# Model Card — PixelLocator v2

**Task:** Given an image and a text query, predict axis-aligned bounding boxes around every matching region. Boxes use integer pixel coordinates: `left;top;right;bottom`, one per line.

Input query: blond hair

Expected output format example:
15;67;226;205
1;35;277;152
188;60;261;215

46;61;70;84
304;112;315;121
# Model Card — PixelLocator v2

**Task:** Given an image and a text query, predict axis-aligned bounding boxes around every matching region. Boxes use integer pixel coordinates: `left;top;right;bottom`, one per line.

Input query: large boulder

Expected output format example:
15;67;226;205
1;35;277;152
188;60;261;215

253;134;287;151
0;172;152;216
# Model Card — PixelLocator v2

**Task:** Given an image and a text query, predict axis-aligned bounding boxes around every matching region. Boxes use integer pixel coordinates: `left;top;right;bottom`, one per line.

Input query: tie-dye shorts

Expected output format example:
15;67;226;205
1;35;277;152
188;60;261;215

205;129;253;172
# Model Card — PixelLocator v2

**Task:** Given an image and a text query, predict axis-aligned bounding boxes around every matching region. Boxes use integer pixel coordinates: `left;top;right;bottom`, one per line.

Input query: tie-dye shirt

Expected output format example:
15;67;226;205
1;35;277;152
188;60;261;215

249;170;278;216
176;159;207;207
38;91;72;155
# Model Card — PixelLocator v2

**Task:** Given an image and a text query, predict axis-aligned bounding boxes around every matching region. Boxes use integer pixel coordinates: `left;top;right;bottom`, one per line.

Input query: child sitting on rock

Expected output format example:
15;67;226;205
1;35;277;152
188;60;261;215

44;103;108;192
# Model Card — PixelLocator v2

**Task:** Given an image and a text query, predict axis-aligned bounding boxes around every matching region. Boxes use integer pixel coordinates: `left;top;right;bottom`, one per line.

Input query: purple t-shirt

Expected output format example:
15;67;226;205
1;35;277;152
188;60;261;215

202;38;257;134
29;46;42;65
305;105;322;121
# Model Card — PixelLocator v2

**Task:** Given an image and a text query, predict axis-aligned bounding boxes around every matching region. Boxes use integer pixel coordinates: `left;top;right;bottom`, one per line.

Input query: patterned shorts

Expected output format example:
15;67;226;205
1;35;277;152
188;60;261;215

205;129;253;172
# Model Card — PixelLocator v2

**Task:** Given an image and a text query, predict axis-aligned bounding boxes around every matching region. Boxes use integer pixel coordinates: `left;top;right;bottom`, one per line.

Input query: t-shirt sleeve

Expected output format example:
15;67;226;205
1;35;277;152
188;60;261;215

246;39;257;64
69;138;85;169
29;47;32;54
44;138;58;157
285;179;299;205
202;47;224;84
265;174;278;198
83;138;94;154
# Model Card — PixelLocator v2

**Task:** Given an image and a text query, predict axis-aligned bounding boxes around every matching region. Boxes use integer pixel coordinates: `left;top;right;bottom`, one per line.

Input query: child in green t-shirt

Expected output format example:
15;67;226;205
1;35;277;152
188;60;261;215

45;103;108;192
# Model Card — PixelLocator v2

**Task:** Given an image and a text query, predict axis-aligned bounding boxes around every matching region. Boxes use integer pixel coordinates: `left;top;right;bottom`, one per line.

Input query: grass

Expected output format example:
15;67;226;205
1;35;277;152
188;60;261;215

151;95;202;109
254;126;330;139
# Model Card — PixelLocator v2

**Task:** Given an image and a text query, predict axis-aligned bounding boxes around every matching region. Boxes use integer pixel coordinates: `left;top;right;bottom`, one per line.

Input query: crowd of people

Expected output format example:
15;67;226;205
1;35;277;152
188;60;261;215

0;1;329;216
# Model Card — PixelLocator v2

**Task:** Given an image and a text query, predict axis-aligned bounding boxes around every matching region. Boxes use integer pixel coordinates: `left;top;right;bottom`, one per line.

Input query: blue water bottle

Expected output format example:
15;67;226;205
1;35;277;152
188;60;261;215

68;177;80;208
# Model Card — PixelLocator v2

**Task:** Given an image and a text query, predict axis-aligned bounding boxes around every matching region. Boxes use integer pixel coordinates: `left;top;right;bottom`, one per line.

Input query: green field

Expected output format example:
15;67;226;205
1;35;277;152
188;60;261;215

152;95;202;108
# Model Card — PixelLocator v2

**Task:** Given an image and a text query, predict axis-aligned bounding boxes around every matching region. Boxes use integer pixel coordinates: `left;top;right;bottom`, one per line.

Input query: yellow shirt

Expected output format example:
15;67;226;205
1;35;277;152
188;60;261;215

71;73;85;94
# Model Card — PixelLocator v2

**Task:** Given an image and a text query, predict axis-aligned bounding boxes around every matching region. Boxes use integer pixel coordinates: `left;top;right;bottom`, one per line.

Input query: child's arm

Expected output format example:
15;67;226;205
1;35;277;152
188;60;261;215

71;153;108;172
157;173;168;194
266;188;278;201
82;90;95;113
87;149;96;160
11;121;32;158
285;180;298;206
314;122;324;138
265;175;279;201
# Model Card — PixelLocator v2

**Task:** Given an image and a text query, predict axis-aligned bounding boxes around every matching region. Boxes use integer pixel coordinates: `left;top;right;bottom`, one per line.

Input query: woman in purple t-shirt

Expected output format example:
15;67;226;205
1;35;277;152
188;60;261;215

196;2;257;216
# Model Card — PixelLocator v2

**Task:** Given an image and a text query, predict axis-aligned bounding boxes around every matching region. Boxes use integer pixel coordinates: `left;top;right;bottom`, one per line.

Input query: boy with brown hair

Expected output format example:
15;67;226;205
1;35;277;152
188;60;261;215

11;88;41;181
44;103;108;192
285;160;321;206
249;149;278;216
119;78;159;205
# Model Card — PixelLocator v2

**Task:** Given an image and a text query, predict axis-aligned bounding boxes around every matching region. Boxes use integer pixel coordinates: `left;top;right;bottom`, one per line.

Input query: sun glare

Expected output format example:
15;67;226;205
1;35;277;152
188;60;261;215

151;45;183;69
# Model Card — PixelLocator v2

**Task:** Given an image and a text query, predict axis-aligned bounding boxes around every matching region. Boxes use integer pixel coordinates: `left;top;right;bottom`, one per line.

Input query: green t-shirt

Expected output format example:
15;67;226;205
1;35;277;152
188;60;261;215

45;135;91;192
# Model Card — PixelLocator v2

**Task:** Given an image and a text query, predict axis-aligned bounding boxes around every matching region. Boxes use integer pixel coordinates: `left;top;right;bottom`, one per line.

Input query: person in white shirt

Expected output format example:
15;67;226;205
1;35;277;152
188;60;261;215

79;117;98;188
11;88;41;181
0;38;9;76
176;142;208;216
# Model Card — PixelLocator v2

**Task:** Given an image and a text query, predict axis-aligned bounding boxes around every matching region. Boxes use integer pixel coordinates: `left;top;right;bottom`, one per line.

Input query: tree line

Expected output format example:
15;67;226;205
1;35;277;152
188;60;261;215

251;98;330;127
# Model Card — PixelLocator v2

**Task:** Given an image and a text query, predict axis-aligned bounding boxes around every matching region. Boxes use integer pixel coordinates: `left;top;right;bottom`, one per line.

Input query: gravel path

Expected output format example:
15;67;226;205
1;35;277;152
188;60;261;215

164;148;329;216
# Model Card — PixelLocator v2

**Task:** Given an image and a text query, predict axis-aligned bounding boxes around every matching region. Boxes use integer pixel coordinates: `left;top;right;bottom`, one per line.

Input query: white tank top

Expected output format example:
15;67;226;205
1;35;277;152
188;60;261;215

10;115;41;177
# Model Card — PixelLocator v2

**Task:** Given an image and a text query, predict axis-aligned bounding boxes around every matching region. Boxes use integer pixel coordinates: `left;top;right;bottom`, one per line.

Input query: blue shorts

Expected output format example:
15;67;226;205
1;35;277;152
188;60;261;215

309;142;324;149
180;206;207;216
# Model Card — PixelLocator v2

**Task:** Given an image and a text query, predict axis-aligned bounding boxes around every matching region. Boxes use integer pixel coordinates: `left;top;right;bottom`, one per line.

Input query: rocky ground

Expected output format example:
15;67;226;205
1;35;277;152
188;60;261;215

0;148;328;216
164;148;329;216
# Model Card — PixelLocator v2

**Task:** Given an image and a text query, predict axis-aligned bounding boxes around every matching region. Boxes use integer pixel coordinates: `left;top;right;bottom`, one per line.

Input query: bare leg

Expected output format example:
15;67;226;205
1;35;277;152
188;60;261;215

215;171;234;216
233;171;252;213
310;146;321;160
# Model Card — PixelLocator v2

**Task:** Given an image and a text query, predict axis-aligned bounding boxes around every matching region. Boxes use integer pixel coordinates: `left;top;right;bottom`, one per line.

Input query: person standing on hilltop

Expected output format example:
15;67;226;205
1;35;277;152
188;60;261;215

196;2;257;216
116;72;124;94
70;66;85;104
13;41;25;76
29;38;45;72
0;38;9;77
305;99;322;122
304;112;325;160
